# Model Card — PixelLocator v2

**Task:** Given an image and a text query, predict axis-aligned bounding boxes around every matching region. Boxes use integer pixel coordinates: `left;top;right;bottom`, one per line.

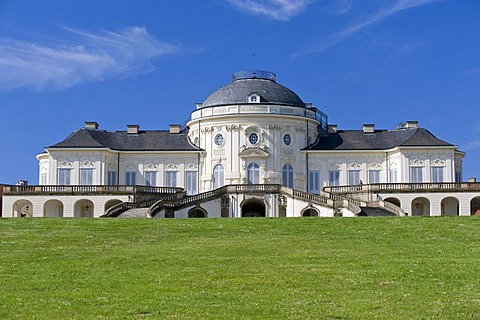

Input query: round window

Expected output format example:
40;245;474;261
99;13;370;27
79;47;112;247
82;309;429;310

214;134;224;146
249;132;259;145
283;134;291;145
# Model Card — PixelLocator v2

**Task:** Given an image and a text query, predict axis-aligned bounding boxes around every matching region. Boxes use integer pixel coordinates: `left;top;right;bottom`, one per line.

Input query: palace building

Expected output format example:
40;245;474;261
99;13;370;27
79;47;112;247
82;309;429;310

3;70;479;218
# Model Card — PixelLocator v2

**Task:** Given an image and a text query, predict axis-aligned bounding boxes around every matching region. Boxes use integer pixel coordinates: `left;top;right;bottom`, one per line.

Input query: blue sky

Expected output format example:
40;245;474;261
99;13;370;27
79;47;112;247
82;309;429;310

1;0;479;184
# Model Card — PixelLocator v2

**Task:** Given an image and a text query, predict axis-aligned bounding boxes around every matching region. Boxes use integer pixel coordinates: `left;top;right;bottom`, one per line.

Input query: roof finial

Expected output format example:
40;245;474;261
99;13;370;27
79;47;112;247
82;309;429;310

252;53;256;78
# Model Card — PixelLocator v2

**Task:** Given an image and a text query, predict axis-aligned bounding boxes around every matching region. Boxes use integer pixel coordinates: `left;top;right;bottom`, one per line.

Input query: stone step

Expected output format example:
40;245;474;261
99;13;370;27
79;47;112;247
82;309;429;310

117;208;150;218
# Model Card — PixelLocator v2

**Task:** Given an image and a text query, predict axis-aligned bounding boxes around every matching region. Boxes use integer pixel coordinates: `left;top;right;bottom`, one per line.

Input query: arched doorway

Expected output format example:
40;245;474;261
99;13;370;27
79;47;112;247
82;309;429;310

74;199;94;217
104;199;122;212
43;199;64;217
441;197;459;216
470;196;480;215
188;207;207;218
302;207;319;217
384;197;401;208
12;200;33;217
241;199;265;217
411;197;430;216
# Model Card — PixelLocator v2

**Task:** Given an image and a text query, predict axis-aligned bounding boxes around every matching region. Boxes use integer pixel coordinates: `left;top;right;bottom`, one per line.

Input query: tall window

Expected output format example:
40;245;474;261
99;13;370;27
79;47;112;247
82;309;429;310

431;167;444;183
80;168;94;185
455;171;462;183
165;171;177;187
247;163;260;184
40;173;47;185
368;170;380;184
410;167;423;183
282;164;294;188
58;169;71;185
185;171;198;195
348;170;360;185
213;164;224;189
308;170;320;194
107;171;117;185
144;171;157;186
389;169;397;183
328;170;340;186
125;171;136;185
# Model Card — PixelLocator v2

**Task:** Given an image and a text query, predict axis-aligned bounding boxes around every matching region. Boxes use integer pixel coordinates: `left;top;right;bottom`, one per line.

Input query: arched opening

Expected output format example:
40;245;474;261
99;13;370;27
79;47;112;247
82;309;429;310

302;207;319;217
282;164;294;188
188;207;207;218
213;164;224;189
384;197;401;208
470;196;480;215
241;199;265;217
104;199;122;212
411;197;430;216
12;200;33;217
247;163;260;184
43;199;64;217
74;199;94;218
441;197;459;216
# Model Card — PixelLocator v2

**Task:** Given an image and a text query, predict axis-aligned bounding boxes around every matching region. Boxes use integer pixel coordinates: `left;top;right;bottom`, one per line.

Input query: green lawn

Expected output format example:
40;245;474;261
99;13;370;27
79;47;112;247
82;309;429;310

0;217;479;319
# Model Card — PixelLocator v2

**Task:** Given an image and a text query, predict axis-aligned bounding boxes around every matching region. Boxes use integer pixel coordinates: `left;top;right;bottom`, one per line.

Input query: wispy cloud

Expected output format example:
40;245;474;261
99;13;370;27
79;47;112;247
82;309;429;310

293;0;441;57
0;26;180;91
462;139;480;151
329;0;352;15
226;0;311;20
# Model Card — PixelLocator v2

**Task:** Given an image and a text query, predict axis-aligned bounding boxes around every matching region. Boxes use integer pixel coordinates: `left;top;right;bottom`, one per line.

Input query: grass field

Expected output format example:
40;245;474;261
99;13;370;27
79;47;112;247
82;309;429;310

0;217;479;319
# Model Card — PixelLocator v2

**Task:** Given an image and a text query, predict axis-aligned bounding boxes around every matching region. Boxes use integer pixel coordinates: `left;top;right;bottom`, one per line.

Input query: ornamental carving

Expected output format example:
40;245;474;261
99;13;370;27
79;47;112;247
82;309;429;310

368;163;382;170
431;159;445;166
267;124;282;131
185;163;198;171
348;163;361;170
165;163;179;170
201;126;214;133
294;126;306;133
58;160;73;168
144;163;158;171
410;159;424;166
107;162;117;170
226;124;239;132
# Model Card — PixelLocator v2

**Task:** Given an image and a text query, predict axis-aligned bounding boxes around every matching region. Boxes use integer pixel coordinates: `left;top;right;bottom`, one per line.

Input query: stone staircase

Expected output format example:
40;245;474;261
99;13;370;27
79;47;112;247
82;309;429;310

117;208;150;218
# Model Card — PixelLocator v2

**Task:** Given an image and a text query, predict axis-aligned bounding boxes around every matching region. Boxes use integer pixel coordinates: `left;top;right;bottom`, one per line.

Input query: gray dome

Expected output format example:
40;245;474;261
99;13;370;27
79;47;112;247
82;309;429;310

202;71;305;108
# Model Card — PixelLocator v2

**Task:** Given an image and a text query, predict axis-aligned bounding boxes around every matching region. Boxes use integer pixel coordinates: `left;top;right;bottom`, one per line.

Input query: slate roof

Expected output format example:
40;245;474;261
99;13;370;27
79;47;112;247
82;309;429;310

202;78;305;108
304;128;454;151
48;128;200;151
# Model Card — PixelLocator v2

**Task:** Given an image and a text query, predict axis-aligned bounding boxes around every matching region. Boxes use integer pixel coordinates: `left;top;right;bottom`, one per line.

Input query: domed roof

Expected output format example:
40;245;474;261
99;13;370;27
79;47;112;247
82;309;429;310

201;71;306;108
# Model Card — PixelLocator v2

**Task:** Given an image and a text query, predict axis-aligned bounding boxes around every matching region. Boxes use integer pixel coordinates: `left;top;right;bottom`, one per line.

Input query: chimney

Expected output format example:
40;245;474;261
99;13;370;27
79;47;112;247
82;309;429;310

468;177;477;183
169;124;181;134
127;125;140;134
85;121;99;129
195;103;203;109
327;124;337;134
362;124;375;133
404;121;419;129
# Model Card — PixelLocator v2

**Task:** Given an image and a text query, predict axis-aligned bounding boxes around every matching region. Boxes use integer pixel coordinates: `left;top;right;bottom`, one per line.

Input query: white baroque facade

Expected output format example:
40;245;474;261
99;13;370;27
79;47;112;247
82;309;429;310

3;70;477;218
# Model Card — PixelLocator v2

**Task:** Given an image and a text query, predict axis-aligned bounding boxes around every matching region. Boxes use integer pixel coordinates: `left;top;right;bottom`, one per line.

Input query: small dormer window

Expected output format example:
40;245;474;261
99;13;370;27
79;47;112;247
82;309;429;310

248;94;260;103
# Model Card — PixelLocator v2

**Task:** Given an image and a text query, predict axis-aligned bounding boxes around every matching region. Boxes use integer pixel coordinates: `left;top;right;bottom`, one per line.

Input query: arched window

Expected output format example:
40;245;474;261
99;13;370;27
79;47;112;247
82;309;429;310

283;164;294;188
247;163;260;184
213;164;224;189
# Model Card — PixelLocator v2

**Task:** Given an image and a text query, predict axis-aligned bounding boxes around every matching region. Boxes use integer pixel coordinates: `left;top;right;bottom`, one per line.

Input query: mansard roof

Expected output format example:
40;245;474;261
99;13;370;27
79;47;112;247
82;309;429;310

304;128;454;151
48;128;200;151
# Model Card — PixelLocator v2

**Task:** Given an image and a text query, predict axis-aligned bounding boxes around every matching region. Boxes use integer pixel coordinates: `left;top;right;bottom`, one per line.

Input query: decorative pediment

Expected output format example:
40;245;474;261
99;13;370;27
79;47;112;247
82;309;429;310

165;163;179;170
239;147;269;159
368;162;382;170
144;163;158;171
410;159;424;166
80;160;95;168
348;163;361;170
431;159;445;166
58;160;73;168
186;163;198;171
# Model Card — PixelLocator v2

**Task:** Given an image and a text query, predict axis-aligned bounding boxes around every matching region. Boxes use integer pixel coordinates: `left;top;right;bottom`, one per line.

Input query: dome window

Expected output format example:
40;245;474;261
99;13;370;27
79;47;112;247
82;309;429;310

214;134;225;147
249;132;259;145
248;93;260;103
